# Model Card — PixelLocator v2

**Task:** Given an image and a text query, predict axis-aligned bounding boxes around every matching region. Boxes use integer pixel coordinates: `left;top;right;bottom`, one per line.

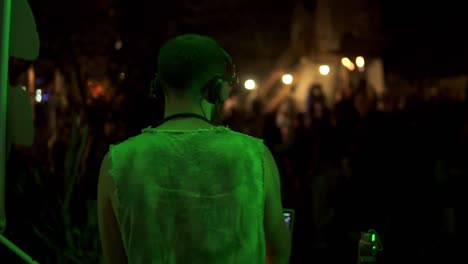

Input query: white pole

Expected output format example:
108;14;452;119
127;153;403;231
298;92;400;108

0;0;12;234
0;234;39;264
0;1;40;263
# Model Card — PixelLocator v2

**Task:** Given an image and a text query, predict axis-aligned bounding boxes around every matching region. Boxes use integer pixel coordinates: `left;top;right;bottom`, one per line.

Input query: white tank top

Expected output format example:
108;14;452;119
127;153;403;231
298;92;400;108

109;126;266;263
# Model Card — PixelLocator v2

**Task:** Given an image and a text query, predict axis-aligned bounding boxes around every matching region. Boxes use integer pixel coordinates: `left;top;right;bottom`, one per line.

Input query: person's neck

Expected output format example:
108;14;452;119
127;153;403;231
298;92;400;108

163;100;209;118
160;99;214;129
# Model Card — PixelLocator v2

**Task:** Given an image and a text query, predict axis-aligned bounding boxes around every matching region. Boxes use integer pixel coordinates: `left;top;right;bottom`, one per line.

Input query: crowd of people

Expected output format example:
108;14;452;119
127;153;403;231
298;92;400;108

227;82;464;263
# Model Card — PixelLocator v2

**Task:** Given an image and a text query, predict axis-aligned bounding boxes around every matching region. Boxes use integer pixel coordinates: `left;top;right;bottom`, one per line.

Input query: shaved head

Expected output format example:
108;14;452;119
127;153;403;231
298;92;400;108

157;34;230;97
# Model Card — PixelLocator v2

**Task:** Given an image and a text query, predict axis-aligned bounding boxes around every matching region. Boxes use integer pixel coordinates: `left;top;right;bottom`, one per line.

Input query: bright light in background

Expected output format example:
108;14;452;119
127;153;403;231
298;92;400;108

341;57;355;71
356;56;365;68
35;89;42;102
281;74;293;85
244;79;256;90
319;65;330;76
119;72;126;80
115;39;123;50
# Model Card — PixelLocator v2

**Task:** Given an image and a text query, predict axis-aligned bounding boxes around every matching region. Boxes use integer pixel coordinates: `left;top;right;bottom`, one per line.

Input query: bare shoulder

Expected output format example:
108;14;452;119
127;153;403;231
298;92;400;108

98;152;114;195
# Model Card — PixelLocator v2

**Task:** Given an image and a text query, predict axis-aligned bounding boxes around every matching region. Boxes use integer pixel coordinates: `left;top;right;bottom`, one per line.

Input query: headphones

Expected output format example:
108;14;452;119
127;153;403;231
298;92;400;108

150;51;238;104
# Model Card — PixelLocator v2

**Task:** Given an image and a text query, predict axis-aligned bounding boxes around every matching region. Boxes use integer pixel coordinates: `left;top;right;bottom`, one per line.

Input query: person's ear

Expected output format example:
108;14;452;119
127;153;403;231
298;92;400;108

218;81;231;102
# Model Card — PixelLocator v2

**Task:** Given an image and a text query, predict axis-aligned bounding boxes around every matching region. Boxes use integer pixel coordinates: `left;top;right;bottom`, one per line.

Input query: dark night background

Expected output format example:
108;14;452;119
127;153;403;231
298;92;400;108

2;0;468;263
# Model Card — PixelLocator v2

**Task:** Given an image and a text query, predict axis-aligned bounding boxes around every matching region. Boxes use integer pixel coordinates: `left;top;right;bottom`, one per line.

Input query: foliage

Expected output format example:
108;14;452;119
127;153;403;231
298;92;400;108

32;112;103;264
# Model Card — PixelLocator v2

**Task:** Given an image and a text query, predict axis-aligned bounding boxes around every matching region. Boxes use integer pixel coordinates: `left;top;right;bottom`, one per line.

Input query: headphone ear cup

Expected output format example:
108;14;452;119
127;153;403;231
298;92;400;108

206;77;224;104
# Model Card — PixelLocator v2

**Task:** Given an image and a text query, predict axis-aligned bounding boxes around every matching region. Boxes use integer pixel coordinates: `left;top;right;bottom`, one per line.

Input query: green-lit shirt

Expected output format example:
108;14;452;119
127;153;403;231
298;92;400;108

109;126;266;263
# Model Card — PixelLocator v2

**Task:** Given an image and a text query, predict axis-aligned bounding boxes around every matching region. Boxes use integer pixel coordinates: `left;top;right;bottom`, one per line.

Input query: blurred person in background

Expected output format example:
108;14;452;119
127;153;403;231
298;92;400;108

97;34;291;264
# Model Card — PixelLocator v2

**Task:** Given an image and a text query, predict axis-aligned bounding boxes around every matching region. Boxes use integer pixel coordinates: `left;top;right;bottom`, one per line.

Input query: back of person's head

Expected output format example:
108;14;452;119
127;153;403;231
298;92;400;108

157;34;231;98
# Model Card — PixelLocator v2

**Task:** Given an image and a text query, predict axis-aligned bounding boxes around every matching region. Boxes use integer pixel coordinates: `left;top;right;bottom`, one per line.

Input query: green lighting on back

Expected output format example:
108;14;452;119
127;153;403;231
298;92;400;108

371;233;375;242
